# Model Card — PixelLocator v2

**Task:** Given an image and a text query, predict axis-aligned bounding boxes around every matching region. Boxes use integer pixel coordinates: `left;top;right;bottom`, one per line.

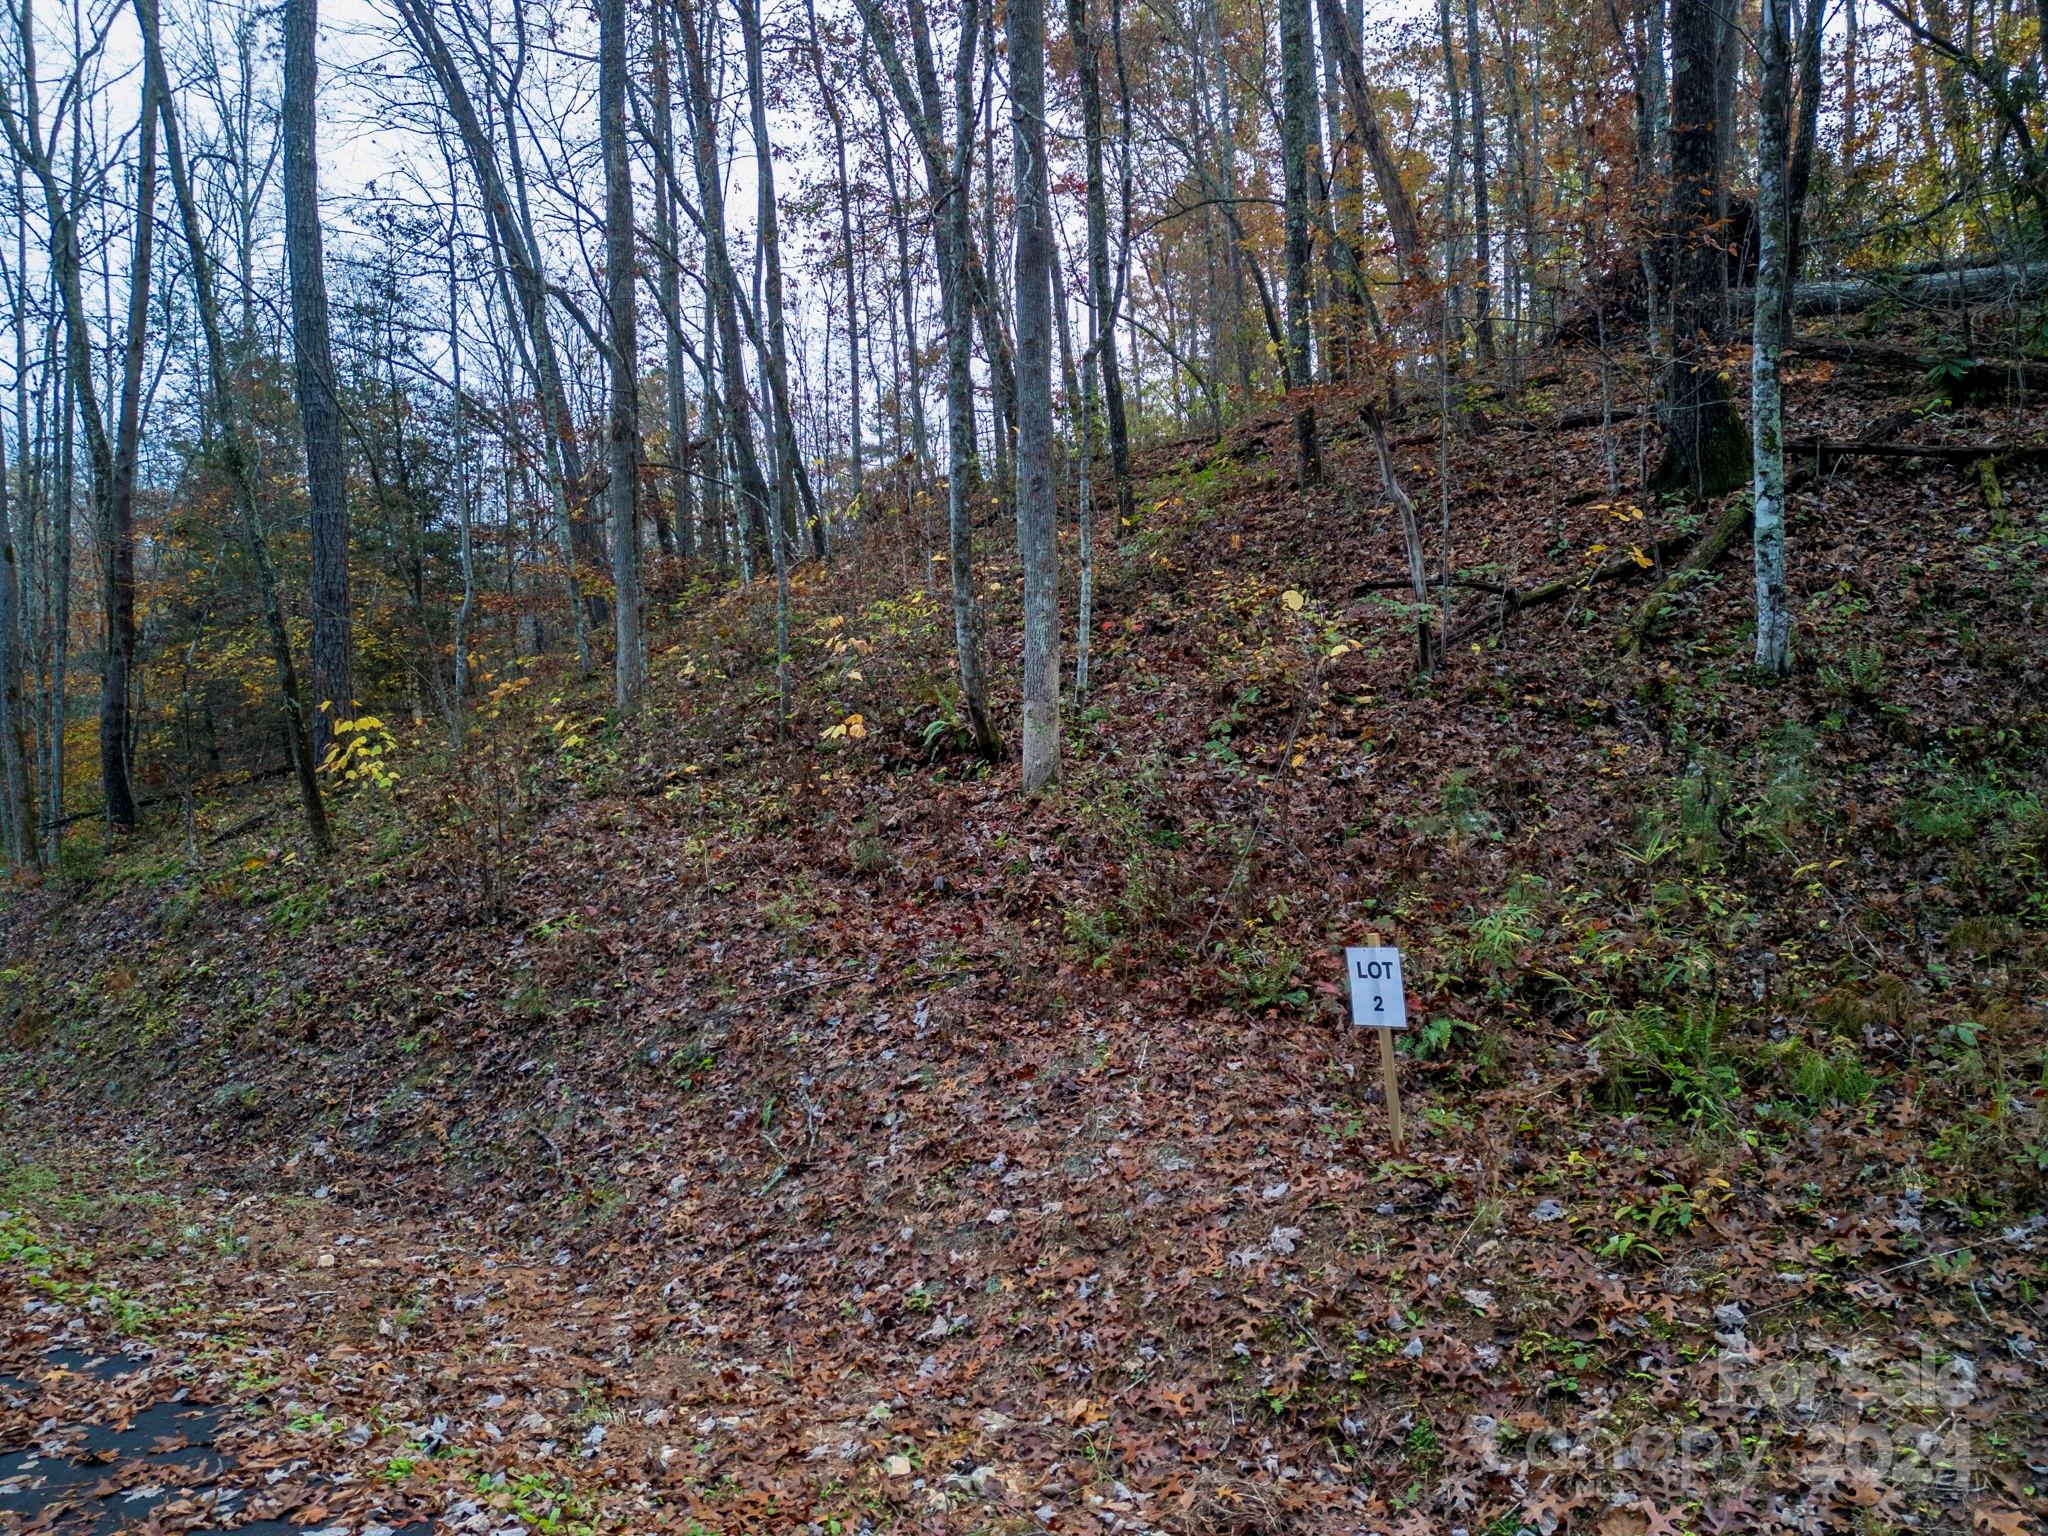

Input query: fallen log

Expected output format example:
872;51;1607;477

1435;530;1700;649
1741;261;2048;316
1788;339;2048;397
1628;498;1756;645
1785;437;2048;465
1353;575;1518;599
1550;406;1647;431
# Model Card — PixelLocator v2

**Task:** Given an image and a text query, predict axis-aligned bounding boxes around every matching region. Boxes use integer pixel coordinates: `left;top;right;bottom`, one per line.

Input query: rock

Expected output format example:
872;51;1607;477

1532;1198;1566;1223
211;1081;262;1118
1713;1302;1747;1329
885;1454;914;1477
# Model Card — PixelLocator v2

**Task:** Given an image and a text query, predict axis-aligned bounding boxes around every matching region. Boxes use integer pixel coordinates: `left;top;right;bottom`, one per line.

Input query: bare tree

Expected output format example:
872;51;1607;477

0;404;33;869
1065;0;1132;529
599;0;644;710
1464;0;1493;358
1012;0;1058;790
1652;0;1749;498
1752;0;1791;675
854;0;1001;758
1278;0;1322;486
0;0;151;832
283;0;352;752
646;14;696;567
138;0;331;857
674;0;775;562
806;0;864;527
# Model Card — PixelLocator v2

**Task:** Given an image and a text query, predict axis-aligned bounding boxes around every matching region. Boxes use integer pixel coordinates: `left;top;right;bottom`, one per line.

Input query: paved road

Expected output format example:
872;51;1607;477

0;1349;428;1536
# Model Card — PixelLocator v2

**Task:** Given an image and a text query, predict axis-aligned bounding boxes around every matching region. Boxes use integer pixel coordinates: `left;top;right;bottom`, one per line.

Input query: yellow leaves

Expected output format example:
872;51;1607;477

821;712;868;742
1628;545;1654;569
321;717;401;792
1280;589;1305;612
482;675;531;719
1327;642;1351;658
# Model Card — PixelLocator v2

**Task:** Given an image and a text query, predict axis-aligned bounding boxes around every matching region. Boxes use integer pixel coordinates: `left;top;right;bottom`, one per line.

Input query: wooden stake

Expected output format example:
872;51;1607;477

1367;928;1405;1151
1378;1029;1406;1152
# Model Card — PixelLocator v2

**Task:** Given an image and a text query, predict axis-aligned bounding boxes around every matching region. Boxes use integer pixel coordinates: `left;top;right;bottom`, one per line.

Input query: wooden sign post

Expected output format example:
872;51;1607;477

1345;931;1407;1151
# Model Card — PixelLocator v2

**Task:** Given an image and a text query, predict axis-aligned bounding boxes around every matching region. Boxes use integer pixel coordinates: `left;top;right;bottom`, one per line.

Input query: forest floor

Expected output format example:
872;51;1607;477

2;323;2047;1536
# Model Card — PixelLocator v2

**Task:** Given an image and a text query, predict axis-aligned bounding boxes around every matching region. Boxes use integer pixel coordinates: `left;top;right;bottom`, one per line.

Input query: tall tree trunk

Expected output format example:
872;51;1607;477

852;0;1001;757
1438;0;1467;341
737;0;823;560
978;2;1015;506
1464;0;1494;358
1209;0;1253;400
807;0;865;525
674;0;777;562
0;411;34;870
138;0;332;858
1780;0;1828;339
449;248;475;705
649;22;690;562
1012;0;1059;791
1279;0;1323;485
1314;0;1430;286
1712;0;1738;230
869;86;931;483
0;3;128;833
45;370;72;862
389;0;605;634
1752;0;1792;675
1651;0;1751;499
1065;0;1133;530
600;0;644;711
100;75;156;834
1842;0;1859;178
947;0;1000;755
283;0;352;758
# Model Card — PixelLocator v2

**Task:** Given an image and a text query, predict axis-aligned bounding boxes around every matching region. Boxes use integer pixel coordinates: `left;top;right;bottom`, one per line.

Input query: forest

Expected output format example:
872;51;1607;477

0;0;2046;1531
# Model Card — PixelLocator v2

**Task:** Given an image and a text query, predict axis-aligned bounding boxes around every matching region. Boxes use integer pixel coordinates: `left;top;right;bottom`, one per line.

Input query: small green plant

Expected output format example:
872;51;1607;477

1063;902;1120;967
1786;1042;1876;1108
1407;1014;1475;1061
1594;1229;1665;1267
1062;753;1185;966
1466;877;1546;984
320;714;402;792
1593;1001;1741;1131
847;815;890;876
1818;640;1887;704
474;1470;599;1536
1415;768;1497;842
1218;910;1309;1013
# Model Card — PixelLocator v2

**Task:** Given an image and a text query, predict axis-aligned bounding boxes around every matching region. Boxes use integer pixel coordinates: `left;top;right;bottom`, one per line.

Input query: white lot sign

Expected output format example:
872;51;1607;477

1344;946;1408;1030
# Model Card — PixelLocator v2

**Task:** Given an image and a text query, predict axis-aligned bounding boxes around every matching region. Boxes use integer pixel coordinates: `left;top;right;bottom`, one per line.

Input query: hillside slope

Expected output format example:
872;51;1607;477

3;332;2046;1536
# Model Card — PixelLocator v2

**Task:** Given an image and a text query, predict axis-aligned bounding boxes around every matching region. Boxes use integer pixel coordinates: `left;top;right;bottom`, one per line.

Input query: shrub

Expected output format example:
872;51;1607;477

1592;1002;1741;1131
